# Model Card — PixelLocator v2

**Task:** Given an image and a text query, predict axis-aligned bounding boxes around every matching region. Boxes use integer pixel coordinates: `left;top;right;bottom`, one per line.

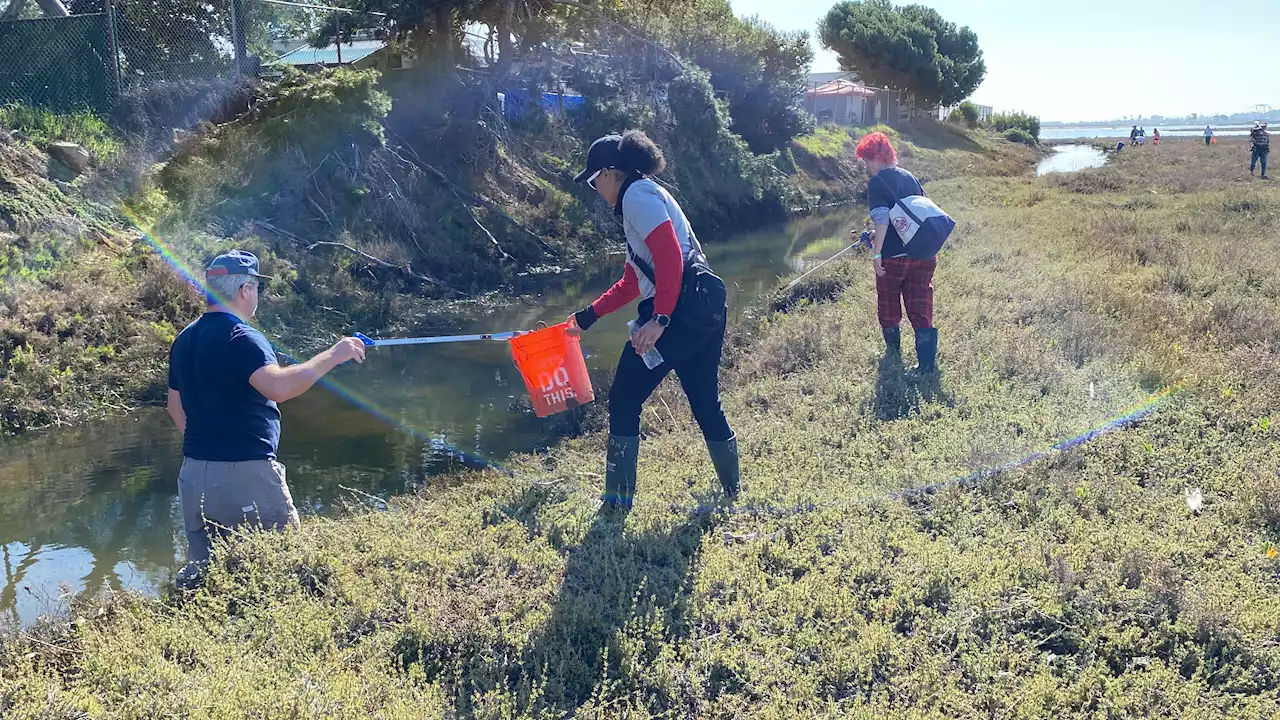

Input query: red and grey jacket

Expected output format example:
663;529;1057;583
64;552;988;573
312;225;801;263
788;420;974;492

576;177;699;328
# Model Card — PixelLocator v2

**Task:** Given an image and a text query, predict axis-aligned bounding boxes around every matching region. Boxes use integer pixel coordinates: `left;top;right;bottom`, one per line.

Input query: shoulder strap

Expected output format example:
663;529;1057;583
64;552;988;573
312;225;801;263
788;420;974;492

627;240;704;287
872;172;927;226
628;244;656;284
870;173;892;200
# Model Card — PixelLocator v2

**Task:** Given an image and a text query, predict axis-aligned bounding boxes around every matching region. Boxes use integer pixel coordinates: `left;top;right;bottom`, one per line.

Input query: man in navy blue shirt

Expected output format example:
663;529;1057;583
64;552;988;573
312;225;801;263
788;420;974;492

167;250;365;584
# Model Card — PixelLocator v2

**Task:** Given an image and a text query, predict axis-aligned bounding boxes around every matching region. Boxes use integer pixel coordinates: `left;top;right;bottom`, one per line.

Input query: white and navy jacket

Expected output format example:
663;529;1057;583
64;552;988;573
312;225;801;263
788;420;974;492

589;177;698;321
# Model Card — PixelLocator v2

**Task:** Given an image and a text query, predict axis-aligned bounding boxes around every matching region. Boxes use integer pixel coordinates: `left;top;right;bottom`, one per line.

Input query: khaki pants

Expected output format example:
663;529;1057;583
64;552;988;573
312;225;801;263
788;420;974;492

178;457;300;562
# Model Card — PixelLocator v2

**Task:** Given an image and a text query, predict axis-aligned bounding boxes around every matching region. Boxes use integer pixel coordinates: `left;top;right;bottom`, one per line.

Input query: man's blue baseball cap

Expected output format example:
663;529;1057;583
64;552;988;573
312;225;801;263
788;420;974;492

205;250;272;279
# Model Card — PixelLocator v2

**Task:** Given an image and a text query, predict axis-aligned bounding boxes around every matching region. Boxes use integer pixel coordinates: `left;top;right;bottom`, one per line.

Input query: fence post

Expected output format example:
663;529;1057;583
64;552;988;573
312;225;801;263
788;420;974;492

103;0;121;95
230;0;246;77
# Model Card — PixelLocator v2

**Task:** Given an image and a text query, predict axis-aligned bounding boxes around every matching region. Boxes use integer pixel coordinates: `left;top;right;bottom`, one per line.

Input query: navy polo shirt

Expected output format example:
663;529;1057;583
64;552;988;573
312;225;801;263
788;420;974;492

868;166;925;259
168;311;281;461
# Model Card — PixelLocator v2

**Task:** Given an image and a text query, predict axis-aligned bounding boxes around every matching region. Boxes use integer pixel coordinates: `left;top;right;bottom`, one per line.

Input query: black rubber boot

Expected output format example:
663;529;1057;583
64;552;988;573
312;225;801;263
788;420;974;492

912;328;939;374
601;435;639;511
706;434;741;498
882;327;901;359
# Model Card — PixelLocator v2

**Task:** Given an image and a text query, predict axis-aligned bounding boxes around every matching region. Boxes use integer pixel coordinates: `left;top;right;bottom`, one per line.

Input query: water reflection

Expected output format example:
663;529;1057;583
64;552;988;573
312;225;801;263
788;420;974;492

0;208;865;627
1036;144;1109;176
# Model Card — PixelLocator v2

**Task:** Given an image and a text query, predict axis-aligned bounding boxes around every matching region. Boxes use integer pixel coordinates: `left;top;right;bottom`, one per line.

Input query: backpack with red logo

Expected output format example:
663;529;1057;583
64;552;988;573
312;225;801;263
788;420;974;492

875;176;956;259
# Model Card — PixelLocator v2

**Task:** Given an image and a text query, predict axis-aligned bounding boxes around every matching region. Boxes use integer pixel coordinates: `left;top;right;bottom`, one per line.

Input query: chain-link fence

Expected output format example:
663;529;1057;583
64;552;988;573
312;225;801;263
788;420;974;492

111;0;235;88
0;0;387;115
244;0;392;77
0;11;117;112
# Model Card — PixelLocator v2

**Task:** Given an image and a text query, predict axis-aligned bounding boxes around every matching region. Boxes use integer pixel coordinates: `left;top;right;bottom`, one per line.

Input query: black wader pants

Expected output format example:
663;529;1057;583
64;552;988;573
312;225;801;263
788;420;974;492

608;311;732;442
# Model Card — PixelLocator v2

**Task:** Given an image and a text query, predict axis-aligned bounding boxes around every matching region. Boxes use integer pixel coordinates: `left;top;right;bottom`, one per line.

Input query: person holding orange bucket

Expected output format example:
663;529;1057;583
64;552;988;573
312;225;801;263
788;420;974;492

566;130;737;511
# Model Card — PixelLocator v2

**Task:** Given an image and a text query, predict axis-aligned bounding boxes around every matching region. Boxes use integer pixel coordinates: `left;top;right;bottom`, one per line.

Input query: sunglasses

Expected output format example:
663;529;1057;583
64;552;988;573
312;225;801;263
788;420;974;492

587;165;620;191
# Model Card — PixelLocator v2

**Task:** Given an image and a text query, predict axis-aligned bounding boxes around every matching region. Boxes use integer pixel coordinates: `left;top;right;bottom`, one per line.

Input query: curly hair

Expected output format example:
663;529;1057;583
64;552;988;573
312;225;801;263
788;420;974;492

617;129;666;176
854;131;898;165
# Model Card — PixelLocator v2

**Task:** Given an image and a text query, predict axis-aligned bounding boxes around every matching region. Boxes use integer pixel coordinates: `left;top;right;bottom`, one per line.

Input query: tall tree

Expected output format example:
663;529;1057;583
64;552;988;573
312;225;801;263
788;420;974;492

626;0;814;153
326;0;556;67
818;0;984;107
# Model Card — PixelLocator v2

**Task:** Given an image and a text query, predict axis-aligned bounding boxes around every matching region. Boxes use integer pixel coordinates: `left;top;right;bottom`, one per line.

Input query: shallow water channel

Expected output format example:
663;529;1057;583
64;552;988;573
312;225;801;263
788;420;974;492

0;208;864;627
1036;144;1109;176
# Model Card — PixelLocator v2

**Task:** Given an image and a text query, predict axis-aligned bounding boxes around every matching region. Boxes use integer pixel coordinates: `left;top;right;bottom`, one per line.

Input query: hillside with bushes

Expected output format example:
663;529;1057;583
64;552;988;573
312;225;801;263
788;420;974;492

0;0;1039;435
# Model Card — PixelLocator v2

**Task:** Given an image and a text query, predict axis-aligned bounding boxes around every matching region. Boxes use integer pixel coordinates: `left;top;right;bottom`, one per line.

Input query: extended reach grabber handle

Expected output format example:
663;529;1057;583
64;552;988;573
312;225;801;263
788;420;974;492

782;229;874;293
353;330;525;347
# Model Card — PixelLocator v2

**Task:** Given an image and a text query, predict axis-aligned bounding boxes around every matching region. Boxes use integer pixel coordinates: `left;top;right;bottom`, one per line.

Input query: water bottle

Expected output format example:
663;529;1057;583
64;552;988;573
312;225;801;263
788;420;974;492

627;320;664;370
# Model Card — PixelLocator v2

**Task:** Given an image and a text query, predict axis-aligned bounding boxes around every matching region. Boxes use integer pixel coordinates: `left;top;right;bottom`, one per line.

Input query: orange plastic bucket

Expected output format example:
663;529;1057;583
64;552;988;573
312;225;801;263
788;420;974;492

509;323;594;417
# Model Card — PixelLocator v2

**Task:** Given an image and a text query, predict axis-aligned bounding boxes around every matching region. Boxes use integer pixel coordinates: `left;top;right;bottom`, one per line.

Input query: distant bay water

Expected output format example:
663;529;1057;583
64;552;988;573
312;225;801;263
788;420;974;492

1041;124;1259;140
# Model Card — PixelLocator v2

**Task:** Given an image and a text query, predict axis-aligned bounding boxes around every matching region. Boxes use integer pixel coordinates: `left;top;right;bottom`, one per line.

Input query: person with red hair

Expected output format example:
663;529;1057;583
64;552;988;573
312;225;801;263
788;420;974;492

855;131;939;373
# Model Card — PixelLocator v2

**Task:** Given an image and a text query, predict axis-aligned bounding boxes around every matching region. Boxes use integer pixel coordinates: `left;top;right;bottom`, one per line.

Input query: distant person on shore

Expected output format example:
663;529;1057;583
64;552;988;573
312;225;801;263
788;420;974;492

1130;125;1139;145
857;131;939;374
1152;128;1160;145
1204;125;1214;145
167;251;366;588
567;131;739;510
1250;121;1269;179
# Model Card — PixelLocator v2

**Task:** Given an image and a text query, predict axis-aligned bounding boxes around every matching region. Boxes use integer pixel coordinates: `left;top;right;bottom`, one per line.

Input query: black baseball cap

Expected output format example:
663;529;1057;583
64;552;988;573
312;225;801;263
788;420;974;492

206;250;273;279
573;134;623;183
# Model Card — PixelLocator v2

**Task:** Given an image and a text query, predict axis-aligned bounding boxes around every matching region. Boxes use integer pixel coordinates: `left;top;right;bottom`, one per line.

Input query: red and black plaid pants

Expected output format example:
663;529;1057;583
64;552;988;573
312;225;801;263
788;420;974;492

876;255;936;329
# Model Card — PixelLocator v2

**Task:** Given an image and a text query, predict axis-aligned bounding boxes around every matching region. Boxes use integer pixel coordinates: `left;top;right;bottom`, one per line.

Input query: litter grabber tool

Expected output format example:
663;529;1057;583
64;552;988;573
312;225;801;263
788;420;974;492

354;330;524;347
782;231;870;292
351;325;595;419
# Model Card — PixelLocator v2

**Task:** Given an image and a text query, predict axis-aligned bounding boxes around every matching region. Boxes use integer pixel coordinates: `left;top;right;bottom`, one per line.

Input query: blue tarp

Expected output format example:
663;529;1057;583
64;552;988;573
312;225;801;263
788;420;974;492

502;89;584;119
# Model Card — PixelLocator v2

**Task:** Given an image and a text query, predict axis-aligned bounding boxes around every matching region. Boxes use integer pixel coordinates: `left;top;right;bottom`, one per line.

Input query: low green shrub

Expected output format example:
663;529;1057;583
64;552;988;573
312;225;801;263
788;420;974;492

949;101;980;128
1002;127;1037;146
992;110;1041;141
792;125;854;158
0;102;123;163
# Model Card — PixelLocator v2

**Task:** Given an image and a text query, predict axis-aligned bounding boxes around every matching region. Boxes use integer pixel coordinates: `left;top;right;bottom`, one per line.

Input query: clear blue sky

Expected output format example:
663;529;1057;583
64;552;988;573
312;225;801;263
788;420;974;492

730;0;1280;122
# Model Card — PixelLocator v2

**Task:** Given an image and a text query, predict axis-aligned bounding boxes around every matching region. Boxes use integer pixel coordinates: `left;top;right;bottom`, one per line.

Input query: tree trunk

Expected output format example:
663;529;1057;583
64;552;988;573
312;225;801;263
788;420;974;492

496;0;515;62
433;5;452;71
1;0;29;20
32;0;69;17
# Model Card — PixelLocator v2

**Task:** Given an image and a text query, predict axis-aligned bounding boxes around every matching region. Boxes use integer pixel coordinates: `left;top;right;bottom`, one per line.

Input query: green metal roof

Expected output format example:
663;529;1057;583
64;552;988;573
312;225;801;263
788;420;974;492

274;40;387;67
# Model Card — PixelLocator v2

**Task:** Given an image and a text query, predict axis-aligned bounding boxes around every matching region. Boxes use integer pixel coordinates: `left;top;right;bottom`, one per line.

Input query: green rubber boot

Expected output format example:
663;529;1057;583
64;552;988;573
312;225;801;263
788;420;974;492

706;434;741;498
882;327;901;360
601;435;639;511
912;328;938;374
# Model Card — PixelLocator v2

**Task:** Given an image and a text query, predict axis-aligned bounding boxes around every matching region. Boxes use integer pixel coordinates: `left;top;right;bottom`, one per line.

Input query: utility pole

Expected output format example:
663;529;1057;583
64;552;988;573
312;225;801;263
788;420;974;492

230;0;247;77
102;0;121;94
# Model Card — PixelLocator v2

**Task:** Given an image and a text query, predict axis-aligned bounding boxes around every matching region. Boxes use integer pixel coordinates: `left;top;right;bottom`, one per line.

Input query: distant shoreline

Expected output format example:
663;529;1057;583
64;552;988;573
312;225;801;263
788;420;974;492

1042;124;1261;141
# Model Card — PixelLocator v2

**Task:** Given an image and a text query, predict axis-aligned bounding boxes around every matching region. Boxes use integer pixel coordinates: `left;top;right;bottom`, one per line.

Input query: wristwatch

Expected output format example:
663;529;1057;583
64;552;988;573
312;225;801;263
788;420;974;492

654;314;671;328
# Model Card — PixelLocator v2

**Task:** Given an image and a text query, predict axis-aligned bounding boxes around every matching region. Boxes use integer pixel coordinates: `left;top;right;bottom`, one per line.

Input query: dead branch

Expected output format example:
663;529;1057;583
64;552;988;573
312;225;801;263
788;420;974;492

306;194;333;228
307;240;426;277
254;220;459;295
462;200;511;260
386;144;560;256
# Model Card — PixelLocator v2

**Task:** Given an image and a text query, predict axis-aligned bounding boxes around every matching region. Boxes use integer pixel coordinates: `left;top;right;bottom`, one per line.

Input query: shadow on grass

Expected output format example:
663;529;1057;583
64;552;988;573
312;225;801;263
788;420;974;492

481;488;717;716
872;354;949;421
